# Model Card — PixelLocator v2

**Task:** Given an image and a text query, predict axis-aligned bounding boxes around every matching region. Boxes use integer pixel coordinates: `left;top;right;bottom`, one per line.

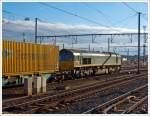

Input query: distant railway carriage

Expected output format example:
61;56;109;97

59;49;122;77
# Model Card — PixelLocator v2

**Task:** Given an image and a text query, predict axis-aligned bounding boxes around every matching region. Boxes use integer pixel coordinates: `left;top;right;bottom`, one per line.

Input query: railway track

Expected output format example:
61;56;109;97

3;67;147;90
119;67;147;74
83;84;147;114
2;71;138;100
3;73;145;104
129;96;148;114
3;73;137;102
3;73;147;114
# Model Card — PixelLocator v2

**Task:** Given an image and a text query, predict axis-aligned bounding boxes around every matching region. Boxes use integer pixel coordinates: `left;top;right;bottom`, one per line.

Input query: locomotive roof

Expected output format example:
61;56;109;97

60;49;120;55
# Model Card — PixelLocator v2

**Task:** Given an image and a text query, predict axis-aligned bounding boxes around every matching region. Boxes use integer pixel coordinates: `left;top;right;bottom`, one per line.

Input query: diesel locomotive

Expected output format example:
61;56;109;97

59;49;121;79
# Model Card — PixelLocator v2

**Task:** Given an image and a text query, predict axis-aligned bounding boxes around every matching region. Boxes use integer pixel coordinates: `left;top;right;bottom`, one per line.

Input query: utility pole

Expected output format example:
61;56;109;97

35;18;38;43
127;48;129;61
40;37;42;44
143;44;146;64
75;36;78;44
72;38;74;48
137;12;141;74
143;26;146;64
89;44;90;51
108;38;110;52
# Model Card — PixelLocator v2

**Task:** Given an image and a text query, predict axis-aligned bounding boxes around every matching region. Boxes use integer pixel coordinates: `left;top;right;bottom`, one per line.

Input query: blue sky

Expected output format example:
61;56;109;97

3;2;148;29
2;2;148;55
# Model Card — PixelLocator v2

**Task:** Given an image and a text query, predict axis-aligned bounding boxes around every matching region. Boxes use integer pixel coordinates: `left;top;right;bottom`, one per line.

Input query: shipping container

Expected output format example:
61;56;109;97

2;40;59;77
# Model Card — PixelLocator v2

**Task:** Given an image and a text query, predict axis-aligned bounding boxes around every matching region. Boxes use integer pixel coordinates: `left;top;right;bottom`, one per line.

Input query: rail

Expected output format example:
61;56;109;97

3;73;147;113
82;84;147;114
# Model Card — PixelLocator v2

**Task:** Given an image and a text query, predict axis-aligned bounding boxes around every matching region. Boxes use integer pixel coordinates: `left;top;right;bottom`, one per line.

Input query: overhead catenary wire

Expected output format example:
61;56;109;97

83;3;138;28
2;3;148;56
3;10;34;20
3;10;72;36
3;15;54;33
37;18;72;35
122;2;138;13
141;14;148;22
112;13;137;27
3;18;35;29
3;28;35;36
3;3;140;35
39;2;145;36
3;29;33;42
122;2;148;19
122;2;148;20
82;3;139;32
3;29;23;35
2;3;147;45
82;3;113;25
3;18;35;40
39;3;109;27
39;2;124;32
3;3;147;32
3;20;72;44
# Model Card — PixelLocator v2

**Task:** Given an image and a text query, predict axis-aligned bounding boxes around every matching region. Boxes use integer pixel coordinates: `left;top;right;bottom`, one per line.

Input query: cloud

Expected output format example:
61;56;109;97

2;18;147;55
3;18;138;36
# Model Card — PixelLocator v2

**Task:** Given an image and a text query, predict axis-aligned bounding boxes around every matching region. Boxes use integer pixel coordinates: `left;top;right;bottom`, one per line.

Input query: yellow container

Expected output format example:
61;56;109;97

2;40;59;76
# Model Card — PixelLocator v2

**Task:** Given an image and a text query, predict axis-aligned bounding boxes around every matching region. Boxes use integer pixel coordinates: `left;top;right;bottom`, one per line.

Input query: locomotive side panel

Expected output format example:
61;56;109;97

74;54;121;68
96;55;121;66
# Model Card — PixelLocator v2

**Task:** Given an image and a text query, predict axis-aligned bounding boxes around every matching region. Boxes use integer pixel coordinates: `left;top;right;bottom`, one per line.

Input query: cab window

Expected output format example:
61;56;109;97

83;58;91;64
60;52;73;61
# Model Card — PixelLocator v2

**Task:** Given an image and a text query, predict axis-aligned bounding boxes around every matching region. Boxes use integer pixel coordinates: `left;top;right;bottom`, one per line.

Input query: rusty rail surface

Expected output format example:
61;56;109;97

123;96;148;114
83;84;147;114
3;73;147;114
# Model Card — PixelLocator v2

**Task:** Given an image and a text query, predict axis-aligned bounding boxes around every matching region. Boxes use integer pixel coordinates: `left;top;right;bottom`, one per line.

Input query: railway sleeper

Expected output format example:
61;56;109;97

3;74;147;114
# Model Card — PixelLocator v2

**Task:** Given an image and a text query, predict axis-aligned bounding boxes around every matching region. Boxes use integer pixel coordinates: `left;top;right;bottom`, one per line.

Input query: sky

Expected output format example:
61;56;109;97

2;2;148;55
3;2;148;29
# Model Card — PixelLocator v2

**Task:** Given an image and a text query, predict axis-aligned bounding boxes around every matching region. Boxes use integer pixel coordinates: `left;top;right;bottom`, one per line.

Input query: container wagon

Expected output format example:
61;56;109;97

2;40;59;86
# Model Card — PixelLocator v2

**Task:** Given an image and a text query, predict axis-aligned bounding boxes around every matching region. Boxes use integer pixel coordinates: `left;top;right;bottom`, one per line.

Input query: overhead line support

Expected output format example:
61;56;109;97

137;12;141;74
35;18;38;43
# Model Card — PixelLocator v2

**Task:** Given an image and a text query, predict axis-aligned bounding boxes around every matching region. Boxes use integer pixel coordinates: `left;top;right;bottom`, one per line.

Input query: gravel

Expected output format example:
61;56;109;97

42;76;148;114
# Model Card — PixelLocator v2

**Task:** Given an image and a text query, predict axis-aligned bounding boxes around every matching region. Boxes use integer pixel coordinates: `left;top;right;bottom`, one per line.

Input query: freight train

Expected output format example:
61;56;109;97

2;40;122;86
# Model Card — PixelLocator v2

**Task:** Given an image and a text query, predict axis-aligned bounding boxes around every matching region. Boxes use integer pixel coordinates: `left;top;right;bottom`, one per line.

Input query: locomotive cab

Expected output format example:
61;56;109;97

59;49;74;71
